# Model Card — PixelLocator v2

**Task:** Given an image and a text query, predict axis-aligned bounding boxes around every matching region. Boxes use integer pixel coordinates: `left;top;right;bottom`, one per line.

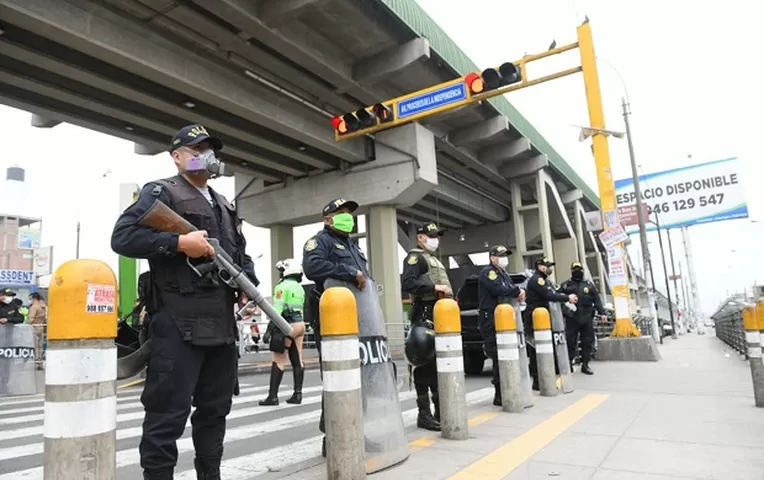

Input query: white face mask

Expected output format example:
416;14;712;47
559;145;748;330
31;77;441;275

1;297;12;304
497;257;509;269
424;237;440;252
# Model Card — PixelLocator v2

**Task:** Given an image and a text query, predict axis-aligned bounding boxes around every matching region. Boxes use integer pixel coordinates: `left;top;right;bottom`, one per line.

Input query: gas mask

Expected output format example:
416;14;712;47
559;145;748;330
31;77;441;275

497;257;509;269
182;148;233;178
424;237;440;253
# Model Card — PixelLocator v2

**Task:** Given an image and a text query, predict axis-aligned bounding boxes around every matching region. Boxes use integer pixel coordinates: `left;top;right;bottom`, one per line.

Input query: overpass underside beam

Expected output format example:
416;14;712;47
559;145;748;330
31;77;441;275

30;113;60;128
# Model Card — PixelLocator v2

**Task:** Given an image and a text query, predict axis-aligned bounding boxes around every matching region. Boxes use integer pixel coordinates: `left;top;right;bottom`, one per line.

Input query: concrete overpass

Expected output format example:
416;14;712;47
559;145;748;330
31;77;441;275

0;0;612;345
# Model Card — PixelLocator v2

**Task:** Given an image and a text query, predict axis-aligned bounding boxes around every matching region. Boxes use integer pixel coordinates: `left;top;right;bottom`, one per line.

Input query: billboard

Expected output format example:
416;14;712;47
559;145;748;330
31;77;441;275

615;157;748;233
33;246;53;277
17;226;41;249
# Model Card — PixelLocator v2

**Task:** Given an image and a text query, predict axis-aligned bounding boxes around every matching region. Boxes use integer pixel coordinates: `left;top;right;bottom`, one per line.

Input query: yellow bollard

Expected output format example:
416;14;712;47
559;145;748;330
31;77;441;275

44;259;118;479
495;304;523;413
758;300;764;359
743;304;764;407
532;308;557;397
319;286;365;480
434;298;468;440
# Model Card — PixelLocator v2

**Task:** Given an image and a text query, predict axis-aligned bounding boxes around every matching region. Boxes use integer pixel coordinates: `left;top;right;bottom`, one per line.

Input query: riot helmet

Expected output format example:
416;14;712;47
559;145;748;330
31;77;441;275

404;322;436;367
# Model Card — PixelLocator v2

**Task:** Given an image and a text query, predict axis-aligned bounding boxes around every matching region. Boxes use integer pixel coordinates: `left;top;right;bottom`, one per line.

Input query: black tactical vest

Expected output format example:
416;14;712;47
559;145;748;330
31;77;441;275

149;175;241;346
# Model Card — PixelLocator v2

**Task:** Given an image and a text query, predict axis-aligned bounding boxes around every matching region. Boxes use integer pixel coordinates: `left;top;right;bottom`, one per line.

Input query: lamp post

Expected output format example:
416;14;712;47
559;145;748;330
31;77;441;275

75;168;112;259
650;213;677;339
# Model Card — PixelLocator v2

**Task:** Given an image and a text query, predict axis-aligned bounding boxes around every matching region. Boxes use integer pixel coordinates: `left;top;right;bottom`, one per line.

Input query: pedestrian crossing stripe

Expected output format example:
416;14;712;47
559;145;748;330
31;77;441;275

0;381;495;479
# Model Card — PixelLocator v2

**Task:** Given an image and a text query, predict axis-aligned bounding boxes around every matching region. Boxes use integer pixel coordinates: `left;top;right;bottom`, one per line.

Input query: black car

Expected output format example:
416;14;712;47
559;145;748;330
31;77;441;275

455;271;529;375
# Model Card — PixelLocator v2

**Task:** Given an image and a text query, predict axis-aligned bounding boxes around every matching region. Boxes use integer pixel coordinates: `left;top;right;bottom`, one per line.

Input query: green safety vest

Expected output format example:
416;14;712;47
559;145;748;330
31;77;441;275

409;248;452;302
273;278;305;322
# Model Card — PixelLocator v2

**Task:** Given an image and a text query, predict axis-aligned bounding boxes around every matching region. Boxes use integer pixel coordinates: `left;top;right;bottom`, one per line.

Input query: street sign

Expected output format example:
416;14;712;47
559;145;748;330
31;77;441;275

396;83;467;120
617;204;649;227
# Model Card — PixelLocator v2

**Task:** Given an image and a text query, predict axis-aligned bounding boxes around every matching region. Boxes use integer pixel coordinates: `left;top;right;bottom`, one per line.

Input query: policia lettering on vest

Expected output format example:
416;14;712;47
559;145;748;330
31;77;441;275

400;222;451;432
111;125;264;480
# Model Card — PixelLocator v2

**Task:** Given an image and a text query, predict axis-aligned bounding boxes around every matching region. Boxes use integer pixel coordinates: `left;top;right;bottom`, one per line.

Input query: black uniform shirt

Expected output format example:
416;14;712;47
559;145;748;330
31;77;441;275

0;302;24;324
302;227;369;293
525;271;569;312
558;278;604;323
478;265;521;312
110;181;258;285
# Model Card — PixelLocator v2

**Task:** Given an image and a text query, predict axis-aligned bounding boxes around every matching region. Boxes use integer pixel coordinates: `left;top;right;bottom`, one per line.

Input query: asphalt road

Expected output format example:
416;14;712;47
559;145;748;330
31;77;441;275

0;362;496;479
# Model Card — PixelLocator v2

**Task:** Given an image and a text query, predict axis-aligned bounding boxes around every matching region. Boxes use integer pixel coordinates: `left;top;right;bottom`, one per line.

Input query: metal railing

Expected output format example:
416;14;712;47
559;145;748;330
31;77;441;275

711;297;747;357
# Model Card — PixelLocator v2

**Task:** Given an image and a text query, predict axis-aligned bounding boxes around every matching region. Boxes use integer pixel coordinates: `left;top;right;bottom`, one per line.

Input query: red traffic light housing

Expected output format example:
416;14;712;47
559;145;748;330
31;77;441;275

480;62;522;91
331;103;394;135
465;72;485;95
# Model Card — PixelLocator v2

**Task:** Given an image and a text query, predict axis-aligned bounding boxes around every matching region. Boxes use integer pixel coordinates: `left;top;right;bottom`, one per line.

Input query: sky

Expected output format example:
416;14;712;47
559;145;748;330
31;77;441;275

0;0;760;316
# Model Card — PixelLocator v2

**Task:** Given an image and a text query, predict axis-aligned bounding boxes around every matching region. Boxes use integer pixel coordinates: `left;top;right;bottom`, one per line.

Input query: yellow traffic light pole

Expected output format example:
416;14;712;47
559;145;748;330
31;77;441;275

332;21;640;337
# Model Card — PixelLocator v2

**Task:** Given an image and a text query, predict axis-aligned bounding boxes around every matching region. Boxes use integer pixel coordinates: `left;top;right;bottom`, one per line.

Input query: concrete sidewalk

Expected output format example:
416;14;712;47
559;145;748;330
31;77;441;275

270;331;764;479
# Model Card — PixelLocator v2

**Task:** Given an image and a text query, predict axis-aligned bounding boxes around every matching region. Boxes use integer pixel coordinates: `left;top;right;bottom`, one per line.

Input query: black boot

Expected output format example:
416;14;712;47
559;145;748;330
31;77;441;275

286;366;303;404
416;395;440;431
259;363;283;406
531;376;539;391
493;384;502;406
143;469;173;480
287;346;304;404
194;457;221;480
432;394;440;422
581;361;594;375
321;436;326;458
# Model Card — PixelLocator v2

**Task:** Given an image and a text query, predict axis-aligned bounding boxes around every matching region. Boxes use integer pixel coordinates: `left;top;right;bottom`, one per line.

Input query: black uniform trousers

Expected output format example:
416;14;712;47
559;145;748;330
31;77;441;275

139;311;238;472
478;310;499;387
565;318;595;363
411;301;438;402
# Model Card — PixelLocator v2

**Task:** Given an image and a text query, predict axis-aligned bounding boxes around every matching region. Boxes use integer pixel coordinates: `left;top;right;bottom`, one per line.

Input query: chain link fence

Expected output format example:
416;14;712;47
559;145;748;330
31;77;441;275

711;297;747;357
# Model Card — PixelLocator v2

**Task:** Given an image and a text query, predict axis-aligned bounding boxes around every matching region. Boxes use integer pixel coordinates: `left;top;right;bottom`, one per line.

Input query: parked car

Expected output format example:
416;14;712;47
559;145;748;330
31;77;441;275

455;271;530;375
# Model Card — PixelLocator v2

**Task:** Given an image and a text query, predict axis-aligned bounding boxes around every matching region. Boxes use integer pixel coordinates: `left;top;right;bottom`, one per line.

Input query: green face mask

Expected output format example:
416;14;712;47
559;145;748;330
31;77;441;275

332;212;355;233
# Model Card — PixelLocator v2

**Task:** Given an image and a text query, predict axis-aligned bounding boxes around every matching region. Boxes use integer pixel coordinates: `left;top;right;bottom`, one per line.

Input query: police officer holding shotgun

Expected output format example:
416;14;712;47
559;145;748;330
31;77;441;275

111;125;297;480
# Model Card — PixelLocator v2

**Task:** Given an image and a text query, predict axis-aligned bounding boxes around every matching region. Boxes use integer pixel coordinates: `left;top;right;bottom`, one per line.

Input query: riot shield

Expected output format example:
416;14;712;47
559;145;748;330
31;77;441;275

510;299;534;408
324;278;409;473
549;303;574;394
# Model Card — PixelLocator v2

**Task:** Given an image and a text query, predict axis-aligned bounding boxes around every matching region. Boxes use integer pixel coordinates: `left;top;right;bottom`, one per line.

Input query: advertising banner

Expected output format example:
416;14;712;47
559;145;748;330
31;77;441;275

17;226;41;250
615;157;748;233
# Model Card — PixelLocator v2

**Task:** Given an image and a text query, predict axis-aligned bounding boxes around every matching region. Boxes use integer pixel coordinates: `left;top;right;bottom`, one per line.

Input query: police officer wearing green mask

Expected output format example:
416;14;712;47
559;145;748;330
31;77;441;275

302;197;368;457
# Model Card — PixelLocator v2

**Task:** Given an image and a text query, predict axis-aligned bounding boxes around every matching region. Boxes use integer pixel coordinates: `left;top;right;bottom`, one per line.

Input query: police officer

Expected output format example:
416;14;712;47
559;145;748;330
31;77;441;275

111;124;262;480
400;221;451;432
0;289;24;325
302;197;368;457
524;257;577;391
477;245;525;406
259;258;306;406
558;262;605;375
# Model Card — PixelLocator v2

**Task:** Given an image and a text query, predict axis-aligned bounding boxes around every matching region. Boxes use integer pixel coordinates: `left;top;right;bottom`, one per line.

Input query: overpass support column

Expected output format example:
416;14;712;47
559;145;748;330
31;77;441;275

367;205;404;350
270;225;294;289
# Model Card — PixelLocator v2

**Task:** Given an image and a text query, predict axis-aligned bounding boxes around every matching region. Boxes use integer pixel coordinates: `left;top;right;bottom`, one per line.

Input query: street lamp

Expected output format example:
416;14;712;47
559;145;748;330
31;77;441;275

648;212;678;339
75;168;113;259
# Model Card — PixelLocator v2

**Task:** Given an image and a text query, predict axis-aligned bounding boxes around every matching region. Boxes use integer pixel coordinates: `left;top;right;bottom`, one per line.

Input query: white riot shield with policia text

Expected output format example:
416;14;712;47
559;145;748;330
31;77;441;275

549;302;575;394
510;299;534;408
324;278;409;473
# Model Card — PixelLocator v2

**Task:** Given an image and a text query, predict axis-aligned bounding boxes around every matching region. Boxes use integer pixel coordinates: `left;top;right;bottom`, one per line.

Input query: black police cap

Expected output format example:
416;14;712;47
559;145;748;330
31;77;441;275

571;261;584;270
0;288;16;297
322;198;359;216
534;257;555;267
489;245;511;257
169;124;224;152
416;222;444;238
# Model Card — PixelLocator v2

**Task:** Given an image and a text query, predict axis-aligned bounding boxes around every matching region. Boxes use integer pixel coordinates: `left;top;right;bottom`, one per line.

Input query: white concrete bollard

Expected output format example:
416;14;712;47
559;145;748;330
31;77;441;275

495;304;523;413
434;298;468;440
320;287;366;480
44;259;118;480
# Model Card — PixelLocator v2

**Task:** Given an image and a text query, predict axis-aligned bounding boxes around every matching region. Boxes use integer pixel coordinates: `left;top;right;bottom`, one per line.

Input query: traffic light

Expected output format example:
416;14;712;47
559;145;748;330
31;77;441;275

466;62;522;95
331;103;394;136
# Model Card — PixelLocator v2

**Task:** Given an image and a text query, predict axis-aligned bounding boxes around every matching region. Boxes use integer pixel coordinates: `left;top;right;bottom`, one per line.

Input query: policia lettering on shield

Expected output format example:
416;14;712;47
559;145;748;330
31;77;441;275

477;245;525;405
302;197;369;457
111;125;268;480
400;221;451;432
